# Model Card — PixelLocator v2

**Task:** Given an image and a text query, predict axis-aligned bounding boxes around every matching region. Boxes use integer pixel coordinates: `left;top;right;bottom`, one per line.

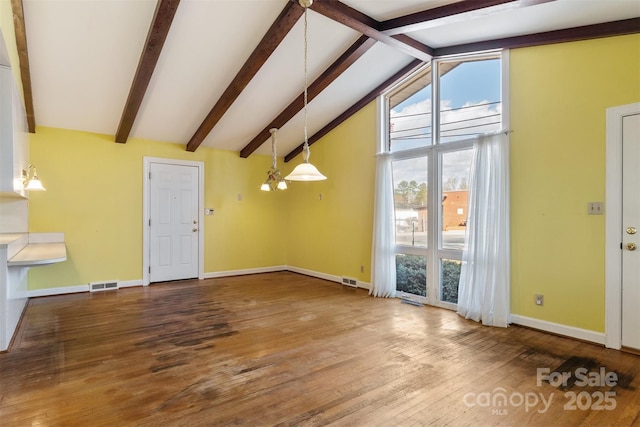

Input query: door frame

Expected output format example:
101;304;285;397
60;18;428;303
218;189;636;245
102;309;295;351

605;102;640;349
142;157;205;286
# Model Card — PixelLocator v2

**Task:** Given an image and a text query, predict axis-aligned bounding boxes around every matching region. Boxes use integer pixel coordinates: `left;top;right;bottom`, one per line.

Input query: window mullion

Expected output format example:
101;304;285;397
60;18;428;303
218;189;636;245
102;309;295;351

432;59;440;146
426;145;439;304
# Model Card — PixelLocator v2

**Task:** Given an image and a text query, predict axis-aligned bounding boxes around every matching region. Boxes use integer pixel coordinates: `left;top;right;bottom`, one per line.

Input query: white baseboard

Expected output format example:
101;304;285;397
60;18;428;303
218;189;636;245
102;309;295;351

287;266;371;290
29;284;89;298
356;281;371;290
510;314;606;345
27;266;370;297
29;279;143;297
204;265;287;279
287;266;342;284
118;279;143;288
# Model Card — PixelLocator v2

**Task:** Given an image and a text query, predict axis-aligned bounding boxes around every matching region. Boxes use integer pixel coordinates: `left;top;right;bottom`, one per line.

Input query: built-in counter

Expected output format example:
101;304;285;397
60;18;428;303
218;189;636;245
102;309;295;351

0;233;66;351
6;233;66;266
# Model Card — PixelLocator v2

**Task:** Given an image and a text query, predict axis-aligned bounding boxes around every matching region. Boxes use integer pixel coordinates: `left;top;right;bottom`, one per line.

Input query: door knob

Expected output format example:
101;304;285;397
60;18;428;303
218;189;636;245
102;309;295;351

192;228;198;232
627;227;637;235
626;242;637;251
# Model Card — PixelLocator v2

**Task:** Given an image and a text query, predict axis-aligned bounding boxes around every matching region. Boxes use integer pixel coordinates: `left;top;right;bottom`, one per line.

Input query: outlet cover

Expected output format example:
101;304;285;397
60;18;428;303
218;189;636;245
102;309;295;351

535;294;544;306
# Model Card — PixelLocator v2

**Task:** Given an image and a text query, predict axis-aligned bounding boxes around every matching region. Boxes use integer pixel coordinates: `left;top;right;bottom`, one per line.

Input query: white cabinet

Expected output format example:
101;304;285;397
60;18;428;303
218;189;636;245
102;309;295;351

0;65;28;198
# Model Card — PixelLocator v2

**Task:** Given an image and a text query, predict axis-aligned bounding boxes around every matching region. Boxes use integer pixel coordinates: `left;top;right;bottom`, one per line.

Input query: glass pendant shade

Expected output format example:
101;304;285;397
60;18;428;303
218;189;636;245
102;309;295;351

23;166;46;191
285;161;326;181
25;178;46;191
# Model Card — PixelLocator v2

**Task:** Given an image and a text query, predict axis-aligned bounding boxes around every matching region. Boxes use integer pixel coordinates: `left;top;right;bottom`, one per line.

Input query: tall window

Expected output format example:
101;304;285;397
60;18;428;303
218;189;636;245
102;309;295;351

384;52;505;309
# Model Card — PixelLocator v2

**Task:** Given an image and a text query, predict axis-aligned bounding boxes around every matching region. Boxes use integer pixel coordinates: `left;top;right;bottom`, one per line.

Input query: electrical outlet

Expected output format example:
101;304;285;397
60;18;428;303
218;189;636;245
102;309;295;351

535;294;544;306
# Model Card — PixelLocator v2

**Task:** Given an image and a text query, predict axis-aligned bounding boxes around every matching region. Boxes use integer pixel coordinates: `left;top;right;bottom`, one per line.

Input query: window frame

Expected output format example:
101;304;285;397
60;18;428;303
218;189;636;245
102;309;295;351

380;49;509;309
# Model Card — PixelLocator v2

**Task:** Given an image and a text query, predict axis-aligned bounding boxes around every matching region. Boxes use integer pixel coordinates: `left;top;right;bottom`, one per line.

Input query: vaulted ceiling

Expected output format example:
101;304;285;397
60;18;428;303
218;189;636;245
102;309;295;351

10;0;640;160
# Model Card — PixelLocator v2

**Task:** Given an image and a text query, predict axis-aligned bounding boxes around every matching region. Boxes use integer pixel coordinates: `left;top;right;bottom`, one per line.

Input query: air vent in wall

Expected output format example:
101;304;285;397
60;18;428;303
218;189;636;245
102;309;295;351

89;281;119;292
341;277;357;288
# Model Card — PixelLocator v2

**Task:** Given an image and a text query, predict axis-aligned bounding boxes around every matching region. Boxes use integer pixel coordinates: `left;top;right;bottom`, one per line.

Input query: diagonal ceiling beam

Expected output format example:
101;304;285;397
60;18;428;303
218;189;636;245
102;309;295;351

10;0;35;133
304;0;433;61
433;17;640;56
240;35;376;158
115;0;180;144
186;2;303;152
284;59;424;162
380;0;518;35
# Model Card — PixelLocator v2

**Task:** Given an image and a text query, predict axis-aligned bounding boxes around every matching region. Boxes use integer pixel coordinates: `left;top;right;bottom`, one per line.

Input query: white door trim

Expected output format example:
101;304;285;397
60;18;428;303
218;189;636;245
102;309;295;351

605;102;640;349
143;157;205;286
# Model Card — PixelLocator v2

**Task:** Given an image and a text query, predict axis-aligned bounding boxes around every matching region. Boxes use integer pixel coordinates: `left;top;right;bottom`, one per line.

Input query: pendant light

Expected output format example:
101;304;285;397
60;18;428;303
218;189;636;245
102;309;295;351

260;128;287;191
285;0;327;182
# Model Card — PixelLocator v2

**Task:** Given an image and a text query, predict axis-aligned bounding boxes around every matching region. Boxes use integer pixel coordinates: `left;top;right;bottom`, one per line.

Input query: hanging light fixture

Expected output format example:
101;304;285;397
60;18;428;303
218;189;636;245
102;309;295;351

285;0;327;182
22;164;46;191
261;128;288;191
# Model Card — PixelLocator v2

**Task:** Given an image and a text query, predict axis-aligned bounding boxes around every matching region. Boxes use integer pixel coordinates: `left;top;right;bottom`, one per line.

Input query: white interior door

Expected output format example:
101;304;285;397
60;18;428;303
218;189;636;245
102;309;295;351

622;112;640;350
149;162;199;283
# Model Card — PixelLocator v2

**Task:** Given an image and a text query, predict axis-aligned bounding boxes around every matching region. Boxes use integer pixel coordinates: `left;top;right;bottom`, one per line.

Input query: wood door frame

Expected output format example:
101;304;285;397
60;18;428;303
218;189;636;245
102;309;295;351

142;157;205;286
605;102;640;349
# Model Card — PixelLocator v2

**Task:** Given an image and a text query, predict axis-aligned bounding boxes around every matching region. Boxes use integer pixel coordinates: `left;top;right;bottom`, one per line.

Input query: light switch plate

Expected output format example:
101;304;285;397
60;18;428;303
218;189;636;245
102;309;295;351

587;202;604;215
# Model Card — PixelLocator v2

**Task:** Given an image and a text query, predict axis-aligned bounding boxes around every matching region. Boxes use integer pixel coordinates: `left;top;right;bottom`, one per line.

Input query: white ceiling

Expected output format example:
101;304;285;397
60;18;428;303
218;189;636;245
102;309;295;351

20;0;640;157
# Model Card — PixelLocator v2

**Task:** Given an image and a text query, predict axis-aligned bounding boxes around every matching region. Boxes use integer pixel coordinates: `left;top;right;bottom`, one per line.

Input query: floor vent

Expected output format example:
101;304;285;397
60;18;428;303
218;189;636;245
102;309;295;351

89;281;119;292
401;298;423;307
341;277;358;288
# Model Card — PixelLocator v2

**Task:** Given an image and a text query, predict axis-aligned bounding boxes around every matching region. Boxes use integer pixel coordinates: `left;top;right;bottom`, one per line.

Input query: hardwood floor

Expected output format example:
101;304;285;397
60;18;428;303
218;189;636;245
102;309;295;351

0;271;638;426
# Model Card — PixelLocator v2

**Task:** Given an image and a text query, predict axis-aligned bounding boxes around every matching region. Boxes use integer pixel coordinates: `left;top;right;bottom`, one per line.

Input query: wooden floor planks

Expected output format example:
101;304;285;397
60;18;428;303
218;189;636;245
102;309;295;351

0;271;638;426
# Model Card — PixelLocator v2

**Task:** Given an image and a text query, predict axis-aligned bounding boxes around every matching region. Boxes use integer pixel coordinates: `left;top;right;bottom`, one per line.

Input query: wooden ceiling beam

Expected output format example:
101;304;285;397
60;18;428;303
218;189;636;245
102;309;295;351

10;0;35;133
115;0;180;144
240;35;376;158
186;2;303;152
284;59;424;162
306;0;433;61
380;0;518;35
433;17;640;56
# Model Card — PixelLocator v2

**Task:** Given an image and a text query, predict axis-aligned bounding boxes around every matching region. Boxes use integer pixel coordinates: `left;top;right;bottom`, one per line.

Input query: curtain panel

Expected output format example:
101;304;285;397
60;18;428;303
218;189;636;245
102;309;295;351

369;153;396;298
457;132;510;327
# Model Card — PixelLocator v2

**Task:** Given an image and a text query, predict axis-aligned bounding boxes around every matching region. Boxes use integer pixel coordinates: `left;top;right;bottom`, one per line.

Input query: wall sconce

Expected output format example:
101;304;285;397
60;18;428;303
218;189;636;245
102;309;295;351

22;164;46;191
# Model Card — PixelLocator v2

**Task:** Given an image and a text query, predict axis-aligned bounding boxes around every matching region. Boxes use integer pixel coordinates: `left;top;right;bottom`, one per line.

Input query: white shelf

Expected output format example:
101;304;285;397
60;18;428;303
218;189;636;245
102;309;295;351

8;242;66;266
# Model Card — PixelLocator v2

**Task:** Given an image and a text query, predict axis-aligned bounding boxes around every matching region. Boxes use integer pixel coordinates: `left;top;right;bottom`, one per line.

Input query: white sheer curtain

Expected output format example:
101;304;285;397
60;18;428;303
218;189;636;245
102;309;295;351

457;132;510;327
369;153;396;298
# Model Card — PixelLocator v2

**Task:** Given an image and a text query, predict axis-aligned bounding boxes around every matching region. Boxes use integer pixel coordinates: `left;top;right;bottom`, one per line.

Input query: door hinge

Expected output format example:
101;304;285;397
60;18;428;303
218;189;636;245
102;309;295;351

149;266;151;273
149;219;151;226
149;171;152;179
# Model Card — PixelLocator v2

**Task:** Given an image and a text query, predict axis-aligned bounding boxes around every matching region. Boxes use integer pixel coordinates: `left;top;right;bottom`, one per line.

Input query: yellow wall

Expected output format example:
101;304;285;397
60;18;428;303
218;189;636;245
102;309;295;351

285;103;376;282
28;127;288;289
510;34;640;332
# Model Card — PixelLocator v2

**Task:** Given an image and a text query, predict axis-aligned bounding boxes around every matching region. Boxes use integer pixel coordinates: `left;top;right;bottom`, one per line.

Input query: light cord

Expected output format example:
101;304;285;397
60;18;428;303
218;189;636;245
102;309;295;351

302;6;310;163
